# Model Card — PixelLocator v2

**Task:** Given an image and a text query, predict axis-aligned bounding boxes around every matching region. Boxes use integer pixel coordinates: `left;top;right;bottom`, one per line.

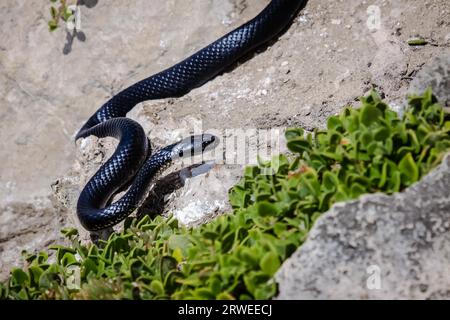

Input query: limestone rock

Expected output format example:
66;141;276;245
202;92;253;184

276;154;450;300
408;53;450;107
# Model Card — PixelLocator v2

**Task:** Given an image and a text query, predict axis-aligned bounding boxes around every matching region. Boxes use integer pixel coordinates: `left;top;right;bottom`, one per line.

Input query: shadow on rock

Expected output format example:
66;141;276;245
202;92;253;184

63;30;86;55
88;162;212;243
62;0;99;55
136;162;211;219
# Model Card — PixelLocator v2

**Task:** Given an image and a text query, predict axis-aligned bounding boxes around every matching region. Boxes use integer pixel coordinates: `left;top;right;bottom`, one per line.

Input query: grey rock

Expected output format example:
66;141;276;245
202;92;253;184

408;53;450;107
50;108;284;233
0;201;67;276
276;154;450;300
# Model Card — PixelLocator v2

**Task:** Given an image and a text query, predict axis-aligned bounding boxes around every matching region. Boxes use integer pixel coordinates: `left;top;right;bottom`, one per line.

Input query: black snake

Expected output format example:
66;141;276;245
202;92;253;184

76;0;306;231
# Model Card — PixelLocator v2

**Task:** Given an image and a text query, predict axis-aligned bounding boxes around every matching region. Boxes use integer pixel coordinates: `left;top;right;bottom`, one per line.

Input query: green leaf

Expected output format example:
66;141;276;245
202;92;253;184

28;266;44;286
62;7;73;21
136;215;151;229
192;288;215;300
229;187;249;209
256;201;281;217
319;191;334;211
164;270;182;293
238;247;260;268
168;234;191;254
360;104;383;126
398;153;419;185
172;248;184;263
364;90;382;104
360;131;373;146
350;183;367;199
285;127;304;141
259;252;280;276
48;19;58;31
408;38;428;46
159;256;177;281
334;188;350;202
16;288;29;300
389;170;402;192
287;138;311;153
243;271;271;297
254;282;277;300
149;280;164;295
319;150;342;161
38;270;60;289
61;252;78;267
0;282;7;299
327;116;342;131
374;126;391;141
11;269;30;287
82;258;98;277
50;6;58;19
217;292;235;300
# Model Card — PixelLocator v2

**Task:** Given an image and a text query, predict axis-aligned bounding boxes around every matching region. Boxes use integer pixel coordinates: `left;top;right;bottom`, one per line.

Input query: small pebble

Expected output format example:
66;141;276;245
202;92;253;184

331;19;341;25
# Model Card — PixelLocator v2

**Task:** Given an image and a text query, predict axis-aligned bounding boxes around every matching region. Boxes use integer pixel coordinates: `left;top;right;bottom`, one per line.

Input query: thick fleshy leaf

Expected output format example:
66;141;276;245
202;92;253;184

259;252;281;276
399;153;419;185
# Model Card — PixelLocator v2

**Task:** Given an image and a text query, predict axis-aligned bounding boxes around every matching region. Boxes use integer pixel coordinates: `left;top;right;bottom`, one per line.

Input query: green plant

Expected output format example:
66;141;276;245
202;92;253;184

2;89;449;300
48;0;75;31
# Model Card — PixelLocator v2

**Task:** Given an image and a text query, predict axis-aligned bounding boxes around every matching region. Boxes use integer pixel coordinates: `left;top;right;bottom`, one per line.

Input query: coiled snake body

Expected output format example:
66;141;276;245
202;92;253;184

76;0;305;231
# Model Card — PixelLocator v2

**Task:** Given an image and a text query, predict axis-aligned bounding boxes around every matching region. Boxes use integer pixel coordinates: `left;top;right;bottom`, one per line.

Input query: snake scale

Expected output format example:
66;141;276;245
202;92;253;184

76;0;306;231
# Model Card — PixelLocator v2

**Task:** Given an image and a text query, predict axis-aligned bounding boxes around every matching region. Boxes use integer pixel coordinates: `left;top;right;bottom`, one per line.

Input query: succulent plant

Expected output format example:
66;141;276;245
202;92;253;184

48;0;75;31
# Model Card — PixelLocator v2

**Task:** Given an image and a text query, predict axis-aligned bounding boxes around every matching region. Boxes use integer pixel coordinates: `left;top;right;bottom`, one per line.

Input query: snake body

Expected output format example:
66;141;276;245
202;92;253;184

76;0;305;231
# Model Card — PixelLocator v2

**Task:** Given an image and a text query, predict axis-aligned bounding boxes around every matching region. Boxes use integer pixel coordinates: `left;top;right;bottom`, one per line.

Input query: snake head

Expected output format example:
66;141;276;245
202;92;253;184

171;134;218;159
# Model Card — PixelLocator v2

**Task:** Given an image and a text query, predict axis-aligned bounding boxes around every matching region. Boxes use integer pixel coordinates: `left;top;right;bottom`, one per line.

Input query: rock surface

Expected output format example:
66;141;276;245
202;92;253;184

408;53;450;107
1;0;449;280
276;154;450;300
